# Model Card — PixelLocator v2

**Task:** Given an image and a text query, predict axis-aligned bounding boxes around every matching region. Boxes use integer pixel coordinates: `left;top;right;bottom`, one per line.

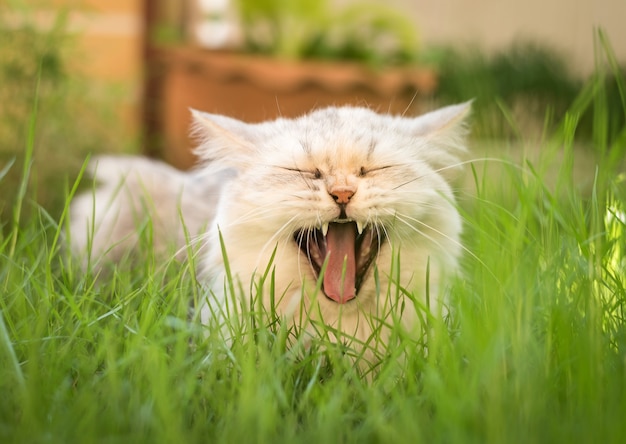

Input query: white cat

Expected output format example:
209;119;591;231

70;103;471;356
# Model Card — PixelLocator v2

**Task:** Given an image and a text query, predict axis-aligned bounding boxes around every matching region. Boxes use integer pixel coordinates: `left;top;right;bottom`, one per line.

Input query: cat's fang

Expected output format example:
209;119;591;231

356;220;364;235
322;223;329;236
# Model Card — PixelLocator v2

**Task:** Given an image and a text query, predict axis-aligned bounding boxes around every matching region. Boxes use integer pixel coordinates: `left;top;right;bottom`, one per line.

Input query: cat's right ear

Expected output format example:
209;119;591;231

190;109;259;169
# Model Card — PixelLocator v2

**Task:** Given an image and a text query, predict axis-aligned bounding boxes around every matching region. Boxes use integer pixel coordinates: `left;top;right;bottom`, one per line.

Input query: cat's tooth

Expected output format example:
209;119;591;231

357;221;365;234
322;223;329;236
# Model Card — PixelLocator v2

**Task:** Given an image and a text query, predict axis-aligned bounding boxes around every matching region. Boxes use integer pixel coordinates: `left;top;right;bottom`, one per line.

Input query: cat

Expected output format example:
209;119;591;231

70;102;471;358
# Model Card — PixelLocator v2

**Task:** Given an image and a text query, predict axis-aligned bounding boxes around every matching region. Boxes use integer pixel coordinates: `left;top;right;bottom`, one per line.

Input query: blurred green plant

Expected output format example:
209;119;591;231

235;0;419;66
427;42;582;138
428;40;626;141
0;5;134;228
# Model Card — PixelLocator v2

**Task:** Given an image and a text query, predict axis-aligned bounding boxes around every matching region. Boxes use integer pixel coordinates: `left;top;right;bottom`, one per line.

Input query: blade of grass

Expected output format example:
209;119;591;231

9;65;40;257
598;28;626;115
0;309;25;391
49;155;90;259
0;157;15;182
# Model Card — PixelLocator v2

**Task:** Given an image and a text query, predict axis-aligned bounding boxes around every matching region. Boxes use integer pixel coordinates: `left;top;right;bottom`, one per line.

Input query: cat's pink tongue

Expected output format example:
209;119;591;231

324;223;356;304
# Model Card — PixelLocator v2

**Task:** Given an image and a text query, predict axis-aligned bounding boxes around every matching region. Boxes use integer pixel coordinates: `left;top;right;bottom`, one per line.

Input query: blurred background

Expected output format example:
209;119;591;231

1;0;625;222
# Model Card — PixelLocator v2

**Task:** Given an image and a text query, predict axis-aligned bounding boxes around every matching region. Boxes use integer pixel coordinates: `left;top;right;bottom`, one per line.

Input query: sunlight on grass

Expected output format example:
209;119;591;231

605;182;625;274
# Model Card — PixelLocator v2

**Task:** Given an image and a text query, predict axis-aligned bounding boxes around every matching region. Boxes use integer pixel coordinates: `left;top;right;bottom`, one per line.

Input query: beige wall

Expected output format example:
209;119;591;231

10;1;143;82
391;0;626;75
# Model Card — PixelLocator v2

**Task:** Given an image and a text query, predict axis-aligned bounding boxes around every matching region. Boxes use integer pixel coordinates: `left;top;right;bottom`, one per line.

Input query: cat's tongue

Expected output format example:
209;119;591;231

324;223;356;304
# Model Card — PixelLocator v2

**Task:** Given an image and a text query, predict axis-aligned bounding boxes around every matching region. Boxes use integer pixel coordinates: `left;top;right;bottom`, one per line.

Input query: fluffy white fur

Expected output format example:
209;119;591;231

70;156;227;264
70;103;471;355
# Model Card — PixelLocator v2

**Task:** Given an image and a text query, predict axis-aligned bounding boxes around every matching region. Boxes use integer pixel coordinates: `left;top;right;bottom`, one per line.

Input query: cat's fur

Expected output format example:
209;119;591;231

70;103;471;354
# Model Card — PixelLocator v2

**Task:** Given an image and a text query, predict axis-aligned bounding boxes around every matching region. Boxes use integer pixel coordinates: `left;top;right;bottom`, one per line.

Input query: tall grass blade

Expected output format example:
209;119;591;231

9;66;40;257
0;310;25;391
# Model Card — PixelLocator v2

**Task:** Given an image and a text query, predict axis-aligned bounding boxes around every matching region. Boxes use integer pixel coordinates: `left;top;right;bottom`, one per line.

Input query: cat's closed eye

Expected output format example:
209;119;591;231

358;165;395;176
279;166;321;179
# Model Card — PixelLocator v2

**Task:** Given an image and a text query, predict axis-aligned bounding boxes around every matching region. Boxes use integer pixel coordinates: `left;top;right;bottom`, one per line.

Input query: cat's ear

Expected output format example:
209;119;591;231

408;101;472;172
190;109;259;169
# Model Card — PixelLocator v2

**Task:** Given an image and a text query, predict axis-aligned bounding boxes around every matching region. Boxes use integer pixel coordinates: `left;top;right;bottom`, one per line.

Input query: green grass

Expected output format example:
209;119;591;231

2;48;626;444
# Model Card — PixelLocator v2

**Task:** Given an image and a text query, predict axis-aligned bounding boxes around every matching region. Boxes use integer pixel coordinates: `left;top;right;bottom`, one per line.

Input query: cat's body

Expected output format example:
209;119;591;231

70;103;470;354
70;156;221;263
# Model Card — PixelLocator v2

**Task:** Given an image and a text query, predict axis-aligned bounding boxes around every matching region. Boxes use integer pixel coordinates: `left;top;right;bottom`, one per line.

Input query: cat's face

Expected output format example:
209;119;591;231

193;104;470;323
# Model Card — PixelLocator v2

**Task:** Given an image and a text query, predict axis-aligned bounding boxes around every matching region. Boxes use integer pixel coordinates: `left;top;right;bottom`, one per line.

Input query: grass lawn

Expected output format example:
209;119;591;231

1;67;626;444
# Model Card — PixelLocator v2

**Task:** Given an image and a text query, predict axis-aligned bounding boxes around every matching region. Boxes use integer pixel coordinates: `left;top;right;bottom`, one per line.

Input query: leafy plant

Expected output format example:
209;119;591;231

235;0;420;66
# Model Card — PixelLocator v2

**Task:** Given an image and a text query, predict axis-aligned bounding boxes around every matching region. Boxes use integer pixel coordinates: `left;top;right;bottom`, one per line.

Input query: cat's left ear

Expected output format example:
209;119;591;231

408;101;472;172
190;109;260;170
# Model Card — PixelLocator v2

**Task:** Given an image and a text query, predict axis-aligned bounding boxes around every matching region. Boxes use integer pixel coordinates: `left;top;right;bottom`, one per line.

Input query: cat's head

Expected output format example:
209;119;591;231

191;103;471;305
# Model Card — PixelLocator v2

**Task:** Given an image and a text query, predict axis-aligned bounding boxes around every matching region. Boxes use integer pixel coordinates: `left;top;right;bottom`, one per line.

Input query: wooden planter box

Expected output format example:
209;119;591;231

145;47;438;169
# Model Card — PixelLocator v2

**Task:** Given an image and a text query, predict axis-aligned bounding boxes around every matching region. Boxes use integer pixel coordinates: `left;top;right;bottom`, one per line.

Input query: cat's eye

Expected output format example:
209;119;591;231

280;166;322;179
359;165;395;176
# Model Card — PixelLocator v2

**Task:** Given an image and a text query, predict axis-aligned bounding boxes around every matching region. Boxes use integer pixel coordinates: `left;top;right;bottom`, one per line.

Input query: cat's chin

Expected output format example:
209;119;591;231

294;221;383;305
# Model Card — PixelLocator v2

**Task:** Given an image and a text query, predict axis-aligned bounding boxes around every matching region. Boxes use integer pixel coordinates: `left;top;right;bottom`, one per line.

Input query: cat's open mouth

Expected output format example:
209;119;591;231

294;221;382;304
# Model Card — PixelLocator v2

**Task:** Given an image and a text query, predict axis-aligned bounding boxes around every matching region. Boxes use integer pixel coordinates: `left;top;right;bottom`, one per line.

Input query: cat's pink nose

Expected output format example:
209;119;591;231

330;186;355;205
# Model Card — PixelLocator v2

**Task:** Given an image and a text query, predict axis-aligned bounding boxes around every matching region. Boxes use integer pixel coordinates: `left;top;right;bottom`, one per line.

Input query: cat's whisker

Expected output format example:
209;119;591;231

255;214;301;265
223;207;309;232
384;212;451;263
391;210;498;281
225;205;283;226
393;157;526;190
378;222;391;245
432;156;527;176
379;211;421;247
225;197;319;227
362;212;387;264
308;225;320;274
297;226;310;285
170;225;215;261
174;237;205;262
378;195;449;211
179;209;298;269
455;192;527;232
382;207;448;244
373;221;388;265
401;91;418;117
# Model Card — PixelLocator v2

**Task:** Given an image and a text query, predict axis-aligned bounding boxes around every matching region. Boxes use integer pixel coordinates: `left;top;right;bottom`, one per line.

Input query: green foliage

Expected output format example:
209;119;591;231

430;42;582;138
434;42;579;104
235;0;419;65
0;6;136;228
0;12;69;223
430;38;626;141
